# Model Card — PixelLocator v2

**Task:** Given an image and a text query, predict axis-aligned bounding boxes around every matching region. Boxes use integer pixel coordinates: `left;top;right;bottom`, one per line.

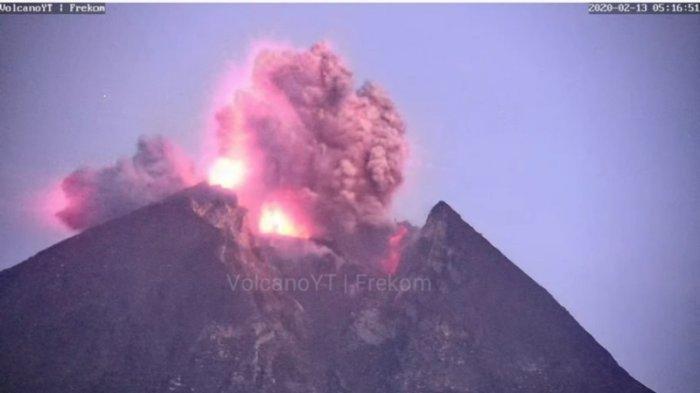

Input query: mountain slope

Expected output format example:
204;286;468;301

390;201;652;392
0;186;653;392
0;185;314;392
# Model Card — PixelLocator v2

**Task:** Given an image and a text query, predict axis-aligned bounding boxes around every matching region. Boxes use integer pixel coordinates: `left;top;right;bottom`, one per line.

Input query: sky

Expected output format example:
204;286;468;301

1;4;698;392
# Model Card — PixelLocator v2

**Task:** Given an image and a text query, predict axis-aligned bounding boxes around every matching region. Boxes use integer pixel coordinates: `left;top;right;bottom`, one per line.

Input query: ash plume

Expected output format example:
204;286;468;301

215;43;408;236
57;136;197;230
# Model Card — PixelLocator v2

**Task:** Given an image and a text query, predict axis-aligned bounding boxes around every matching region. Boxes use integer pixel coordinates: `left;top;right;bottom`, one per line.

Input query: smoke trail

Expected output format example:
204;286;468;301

57;136;197;230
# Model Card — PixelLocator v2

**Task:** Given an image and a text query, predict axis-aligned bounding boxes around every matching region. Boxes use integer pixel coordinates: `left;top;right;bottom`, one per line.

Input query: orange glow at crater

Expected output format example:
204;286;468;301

208;157;246;189
383;225;409;275
259;203;307;238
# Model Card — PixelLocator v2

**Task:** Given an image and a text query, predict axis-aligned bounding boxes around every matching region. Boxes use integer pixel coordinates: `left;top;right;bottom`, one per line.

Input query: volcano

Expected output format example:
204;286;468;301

0;184;653;392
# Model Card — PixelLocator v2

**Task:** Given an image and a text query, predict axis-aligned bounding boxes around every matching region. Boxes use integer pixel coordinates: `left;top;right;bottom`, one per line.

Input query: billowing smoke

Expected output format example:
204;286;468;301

53;42;409;243
214;43;408;237
57;136;197;230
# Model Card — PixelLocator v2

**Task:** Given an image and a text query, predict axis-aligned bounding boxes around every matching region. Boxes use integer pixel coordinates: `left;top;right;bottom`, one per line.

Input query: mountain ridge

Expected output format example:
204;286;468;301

0;184;653;392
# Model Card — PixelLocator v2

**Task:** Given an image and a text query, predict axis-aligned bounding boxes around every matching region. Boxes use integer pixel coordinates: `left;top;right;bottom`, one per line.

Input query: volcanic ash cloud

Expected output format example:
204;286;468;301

57;136;197;230
214;43;409;237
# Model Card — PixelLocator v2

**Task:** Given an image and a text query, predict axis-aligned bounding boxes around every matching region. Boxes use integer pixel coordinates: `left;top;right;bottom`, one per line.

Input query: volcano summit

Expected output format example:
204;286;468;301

0;184;652;392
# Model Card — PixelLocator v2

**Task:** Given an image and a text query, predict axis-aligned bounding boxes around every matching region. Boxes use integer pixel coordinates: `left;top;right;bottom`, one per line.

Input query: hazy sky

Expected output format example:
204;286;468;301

1;5;698;392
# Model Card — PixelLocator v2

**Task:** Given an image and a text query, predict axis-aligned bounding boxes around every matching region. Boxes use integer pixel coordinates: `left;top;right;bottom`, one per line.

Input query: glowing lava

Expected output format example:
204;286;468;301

259;203;307;238
208;157;246;189
383;225;409;275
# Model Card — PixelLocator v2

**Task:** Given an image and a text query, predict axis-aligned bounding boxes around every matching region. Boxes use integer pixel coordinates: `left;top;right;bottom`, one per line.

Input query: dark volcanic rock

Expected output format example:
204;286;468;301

388;201;652;393
0;184;315;393
0;187;653;392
